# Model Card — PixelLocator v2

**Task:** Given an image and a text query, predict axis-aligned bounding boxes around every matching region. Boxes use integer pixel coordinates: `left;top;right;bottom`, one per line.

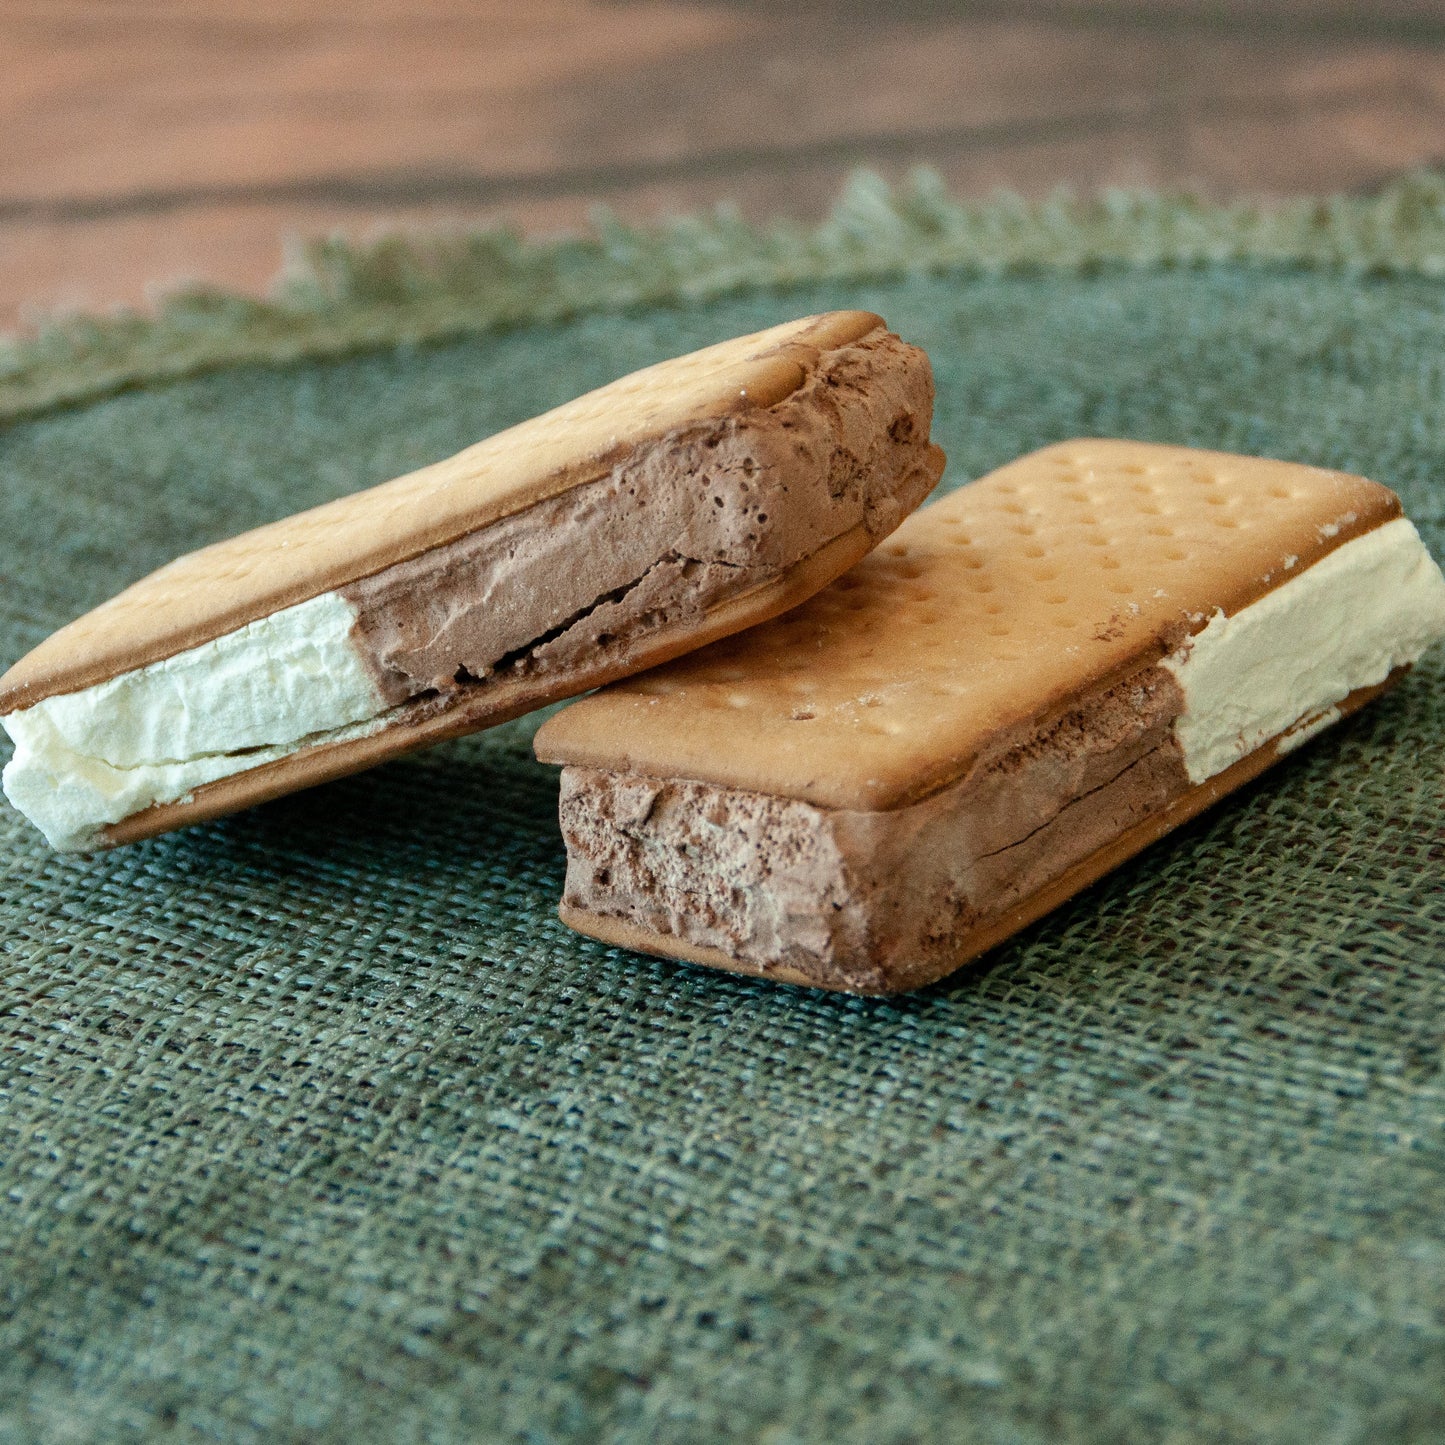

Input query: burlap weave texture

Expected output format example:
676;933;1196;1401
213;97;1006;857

1;248;1443;1441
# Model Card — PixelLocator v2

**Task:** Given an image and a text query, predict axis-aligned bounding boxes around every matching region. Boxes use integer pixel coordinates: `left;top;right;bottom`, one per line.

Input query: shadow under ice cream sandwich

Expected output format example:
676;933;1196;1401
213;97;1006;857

534;440;1445;995
0;311;944;851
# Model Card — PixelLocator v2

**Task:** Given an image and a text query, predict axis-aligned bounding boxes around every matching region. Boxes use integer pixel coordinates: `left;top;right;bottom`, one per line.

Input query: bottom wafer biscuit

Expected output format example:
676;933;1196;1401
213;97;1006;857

534;440;1445;994
552;671;1401;993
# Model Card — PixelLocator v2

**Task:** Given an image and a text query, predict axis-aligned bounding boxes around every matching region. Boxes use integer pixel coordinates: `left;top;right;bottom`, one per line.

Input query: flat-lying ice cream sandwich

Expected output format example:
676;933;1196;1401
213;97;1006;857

0;312;944;851
534;440;1445;994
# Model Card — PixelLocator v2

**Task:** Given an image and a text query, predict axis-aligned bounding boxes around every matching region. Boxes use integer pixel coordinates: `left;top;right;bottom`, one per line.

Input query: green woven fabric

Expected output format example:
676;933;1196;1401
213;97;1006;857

2;187;1444;1443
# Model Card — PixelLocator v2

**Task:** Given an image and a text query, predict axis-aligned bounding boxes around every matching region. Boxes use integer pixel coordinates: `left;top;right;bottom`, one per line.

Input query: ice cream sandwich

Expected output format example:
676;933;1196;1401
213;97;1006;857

535;440;1445;994
0;312;944;850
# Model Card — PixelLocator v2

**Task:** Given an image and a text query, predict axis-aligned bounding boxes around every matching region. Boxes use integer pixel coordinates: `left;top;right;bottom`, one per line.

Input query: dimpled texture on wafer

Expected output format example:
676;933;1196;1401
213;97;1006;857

538;440;1400;807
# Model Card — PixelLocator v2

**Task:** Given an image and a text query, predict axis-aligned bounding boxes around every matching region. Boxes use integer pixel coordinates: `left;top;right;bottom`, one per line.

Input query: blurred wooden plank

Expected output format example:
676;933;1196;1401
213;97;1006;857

4;0;1445;331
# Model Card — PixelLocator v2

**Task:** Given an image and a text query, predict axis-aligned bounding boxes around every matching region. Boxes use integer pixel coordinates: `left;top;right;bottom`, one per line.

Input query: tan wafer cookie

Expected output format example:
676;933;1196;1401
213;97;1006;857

0;312;944;851
535;439;1445;994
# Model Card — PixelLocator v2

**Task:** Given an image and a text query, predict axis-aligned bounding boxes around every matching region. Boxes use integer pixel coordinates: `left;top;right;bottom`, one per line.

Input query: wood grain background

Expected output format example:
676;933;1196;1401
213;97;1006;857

6;1;1445;330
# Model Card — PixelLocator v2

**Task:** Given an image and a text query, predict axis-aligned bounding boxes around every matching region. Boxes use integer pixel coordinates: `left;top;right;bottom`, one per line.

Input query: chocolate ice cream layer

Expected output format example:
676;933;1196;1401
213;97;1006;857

556;669;1189;993
342;327;937;709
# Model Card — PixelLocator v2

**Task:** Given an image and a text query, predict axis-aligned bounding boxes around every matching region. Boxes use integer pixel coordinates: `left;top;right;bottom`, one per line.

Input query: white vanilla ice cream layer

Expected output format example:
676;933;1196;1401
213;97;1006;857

1162;517;1445;783
1;592;388;851
3;518;1444;853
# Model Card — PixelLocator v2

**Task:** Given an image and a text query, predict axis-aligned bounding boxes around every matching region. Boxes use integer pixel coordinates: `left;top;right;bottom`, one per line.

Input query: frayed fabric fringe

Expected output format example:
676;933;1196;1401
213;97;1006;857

8;167;1445;426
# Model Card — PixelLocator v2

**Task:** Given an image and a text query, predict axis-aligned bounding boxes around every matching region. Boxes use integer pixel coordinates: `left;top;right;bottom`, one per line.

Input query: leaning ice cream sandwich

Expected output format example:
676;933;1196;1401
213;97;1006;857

534;440;1445;994
0;312;944;851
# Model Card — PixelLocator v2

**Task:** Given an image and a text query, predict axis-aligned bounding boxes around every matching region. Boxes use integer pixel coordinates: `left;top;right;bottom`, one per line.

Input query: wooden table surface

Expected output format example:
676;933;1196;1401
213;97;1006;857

6;1;1445;332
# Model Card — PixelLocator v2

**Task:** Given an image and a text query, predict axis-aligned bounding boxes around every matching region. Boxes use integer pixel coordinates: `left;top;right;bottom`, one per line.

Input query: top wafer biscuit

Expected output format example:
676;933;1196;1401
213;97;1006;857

535;440;1404;810
0;311;918;709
